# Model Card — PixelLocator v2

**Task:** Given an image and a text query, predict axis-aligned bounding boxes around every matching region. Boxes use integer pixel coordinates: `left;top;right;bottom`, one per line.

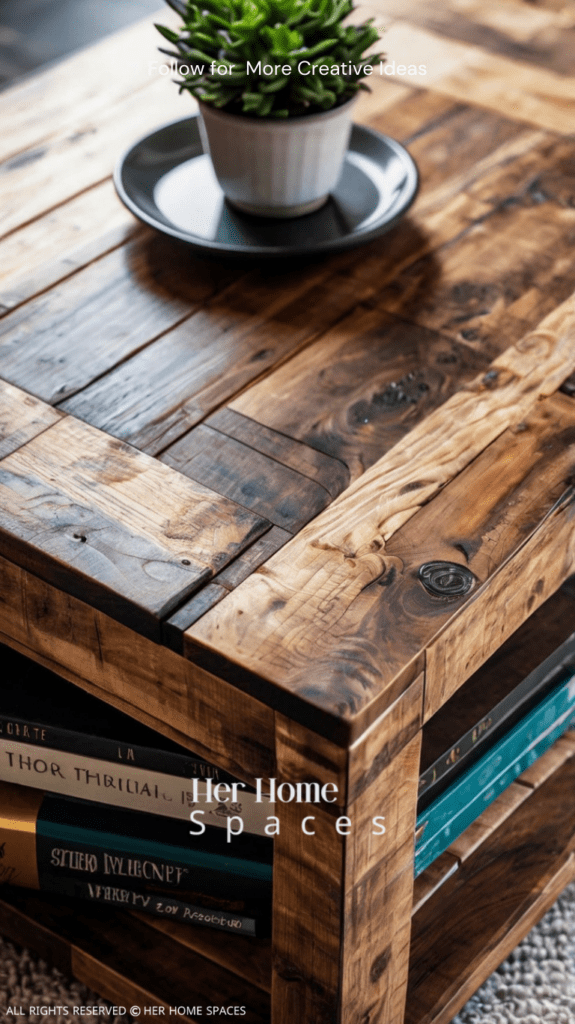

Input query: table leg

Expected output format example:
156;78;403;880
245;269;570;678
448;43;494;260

271;691;422;1024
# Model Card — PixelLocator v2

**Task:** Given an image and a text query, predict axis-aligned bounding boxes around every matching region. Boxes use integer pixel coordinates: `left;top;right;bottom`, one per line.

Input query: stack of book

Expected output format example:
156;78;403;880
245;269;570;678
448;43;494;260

0;646;273;936
0;585;574;933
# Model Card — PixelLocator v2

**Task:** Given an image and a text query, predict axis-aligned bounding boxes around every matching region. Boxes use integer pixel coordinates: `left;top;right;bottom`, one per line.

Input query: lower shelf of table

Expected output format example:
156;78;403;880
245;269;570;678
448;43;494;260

0;735;573;1024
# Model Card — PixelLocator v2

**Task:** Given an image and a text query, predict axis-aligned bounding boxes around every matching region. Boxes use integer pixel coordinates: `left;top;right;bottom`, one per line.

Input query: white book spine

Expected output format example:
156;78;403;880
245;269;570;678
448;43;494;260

0;740;272;836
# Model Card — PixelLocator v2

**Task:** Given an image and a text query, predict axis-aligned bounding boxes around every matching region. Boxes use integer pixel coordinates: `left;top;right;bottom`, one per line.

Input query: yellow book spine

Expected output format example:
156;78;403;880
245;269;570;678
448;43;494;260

0;780;43;889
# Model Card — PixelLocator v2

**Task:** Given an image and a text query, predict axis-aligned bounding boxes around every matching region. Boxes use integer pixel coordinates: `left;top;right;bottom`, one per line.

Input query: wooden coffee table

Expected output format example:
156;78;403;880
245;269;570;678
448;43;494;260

1;4;575;1022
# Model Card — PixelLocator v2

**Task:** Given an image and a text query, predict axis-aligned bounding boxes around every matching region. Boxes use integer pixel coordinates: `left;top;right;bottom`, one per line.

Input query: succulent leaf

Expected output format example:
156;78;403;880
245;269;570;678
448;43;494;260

156;0;383;116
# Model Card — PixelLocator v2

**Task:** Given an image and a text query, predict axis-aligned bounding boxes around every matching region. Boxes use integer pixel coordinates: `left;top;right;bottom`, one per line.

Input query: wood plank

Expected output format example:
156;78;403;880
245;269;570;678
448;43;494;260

164;583;229;653
0;234;235;404
0;554;276;785
271;716;421;1024
0;181;139;314
376;136;575;360
424;485;575;716
447;782;532;862
0;380;62;459
61;266;377;454
0;415;269;637
206;408;350;499
215;526;291;591
381;21;575;133
59;102;542;453
379;0;575;74
411;852;459;915
161;425;331;532
0;11;179;164
515;732;575;789
0;71;191;241
165;528;292;656
407;754;575;1024
231;310;488;482
139;915;271;994
188;306;575;738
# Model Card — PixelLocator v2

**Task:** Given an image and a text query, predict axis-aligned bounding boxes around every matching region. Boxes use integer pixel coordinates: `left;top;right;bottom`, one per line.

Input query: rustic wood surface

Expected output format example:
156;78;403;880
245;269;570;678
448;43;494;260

3;2;575;1022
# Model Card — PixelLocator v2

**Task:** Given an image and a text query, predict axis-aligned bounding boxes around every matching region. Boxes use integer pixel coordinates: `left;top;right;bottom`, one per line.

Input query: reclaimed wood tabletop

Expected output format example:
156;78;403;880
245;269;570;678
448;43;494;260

1;2;575;1022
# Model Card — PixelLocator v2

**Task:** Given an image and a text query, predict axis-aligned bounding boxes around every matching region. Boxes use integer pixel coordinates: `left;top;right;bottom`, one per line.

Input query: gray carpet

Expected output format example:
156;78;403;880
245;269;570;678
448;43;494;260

0;883;573;1023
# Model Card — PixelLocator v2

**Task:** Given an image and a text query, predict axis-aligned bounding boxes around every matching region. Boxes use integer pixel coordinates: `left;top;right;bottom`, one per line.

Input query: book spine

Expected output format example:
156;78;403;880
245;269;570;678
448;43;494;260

418;644;575;807
0;782;272;903
0;714;224;779
38;876;259;935
35;829;272;902
0;739;270;836
414;676;575;877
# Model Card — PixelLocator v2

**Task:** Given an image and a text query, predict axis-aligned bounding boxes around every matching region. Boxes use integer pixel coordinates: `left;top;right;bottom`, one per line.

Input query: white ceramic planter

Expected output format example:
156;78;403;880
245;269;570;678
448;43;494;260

198;97;356;218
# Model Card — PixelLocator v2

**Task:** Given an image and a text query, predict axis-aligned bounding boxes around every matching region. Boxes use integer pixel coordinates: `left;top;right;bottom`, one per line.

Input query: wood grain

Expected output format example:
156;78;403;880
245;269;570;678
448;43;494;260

380;0;575;74
381;21;575;133
0;380;62;459
161;425;331;532
0;181;138;314
232;309;488;481
376;135;575;360
272;717;421;1024
61;265;377;454
0;237;234;405
0;416;268;636
411;852;458;915
189;308;575;737
0;553;276;786
0;11;179;164
0;60;190;242
139;915;271;994
420;582;575;774
206;409;350;499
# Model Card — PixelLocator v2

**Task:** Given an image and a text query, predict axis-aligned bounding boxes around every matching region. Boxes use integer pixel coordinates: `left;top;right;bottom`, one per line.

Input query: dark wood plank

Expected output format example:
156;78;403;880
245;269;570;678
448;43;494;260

216;525;291;590
60;266;376;454
207;408;350;499
375;135;575;359
407;753;575;1024
0;416;269;638
411;852;458;915
161;425;331;531
164;583;229;653
141;915;271;994
232;310;488;482
188;350;575;739
0;235;236;404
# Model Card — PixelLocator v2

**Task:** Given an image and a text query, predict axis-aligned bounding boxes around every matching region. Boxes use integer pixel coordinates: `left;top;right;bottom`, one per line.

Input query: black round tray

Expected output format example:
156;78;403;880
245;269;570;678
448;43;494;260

114;115;418;258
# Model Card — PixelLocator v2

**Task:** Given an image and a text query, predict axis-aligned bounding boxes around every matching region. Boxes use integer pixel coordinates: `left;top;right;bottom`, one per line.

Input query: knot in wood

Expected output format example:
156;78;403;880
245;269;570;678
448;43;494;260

418;561;476;598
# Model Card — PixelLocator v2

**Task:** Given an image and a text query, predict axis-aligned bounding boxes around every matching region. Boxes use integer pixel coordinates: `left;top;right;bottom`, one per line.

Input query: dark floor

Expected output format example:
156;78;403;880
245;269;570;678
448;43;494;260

0;0;163;88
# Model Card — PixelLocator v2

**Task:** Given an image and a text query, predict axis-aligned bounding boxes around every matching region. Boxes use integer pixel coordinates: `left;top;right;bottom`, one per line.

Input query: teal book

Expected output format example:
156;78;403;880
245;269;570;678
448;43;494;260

414;672;575;877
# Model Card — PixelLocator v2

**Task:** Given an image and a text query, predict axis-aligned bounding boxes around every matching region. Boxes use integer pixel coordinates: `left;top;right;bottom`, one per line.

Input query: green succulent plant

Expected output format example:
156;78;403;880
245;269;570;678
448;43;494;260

156;0;383;118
